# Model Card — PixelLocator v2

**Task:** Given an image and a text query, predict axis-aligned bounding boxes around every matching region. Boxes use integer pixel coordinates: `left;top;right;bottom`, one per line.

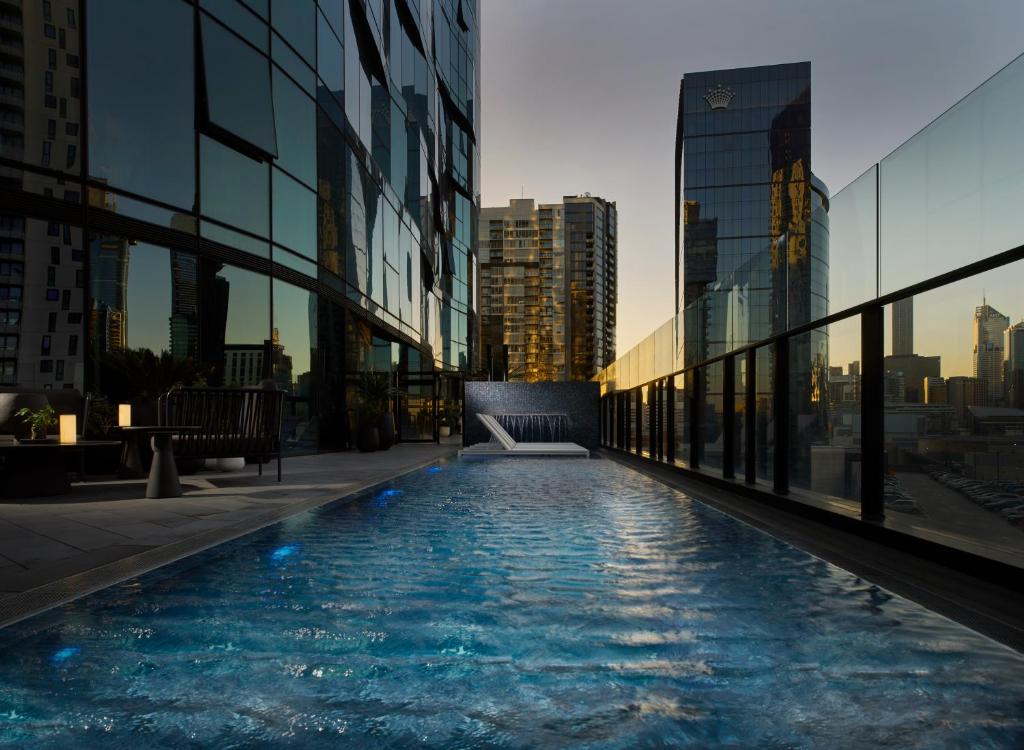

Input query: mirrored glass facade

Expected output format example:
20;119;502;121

598;54;1024;571
0;0;479;453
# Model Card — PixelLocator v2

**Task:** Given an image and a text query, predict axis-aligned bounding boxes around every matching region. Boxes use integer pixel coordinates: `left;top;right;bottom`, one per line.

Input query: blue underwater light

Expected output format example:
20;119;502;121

51;647;80;665
270;544;300;562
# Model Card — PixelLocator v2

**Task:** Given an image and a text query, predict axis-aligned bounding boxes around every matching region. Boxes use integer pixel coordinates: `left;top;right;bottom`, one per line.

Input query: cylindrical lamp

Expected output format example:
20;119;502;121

59;414;77;444
118;403;132;427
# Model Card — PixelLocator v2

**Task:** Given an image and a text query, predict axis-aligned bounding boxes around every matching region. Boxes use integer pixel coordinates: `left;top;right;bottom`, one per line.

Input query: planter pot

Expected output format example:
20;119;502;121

217;457;246;472
439;425;451;438
378;412;396;450
357;425;380;452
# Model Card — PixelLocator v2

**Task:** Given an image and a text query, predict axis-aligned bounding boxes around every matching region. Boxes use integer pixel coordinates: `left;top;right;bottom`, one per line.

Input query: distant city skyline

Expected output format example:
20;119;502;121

481;0;1024;356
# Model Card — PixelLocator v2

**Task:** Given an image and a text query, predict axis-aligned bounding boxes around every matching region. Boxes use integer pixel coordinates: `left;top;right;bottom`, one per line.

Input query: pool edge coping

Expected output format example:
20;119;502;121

0;449;458;631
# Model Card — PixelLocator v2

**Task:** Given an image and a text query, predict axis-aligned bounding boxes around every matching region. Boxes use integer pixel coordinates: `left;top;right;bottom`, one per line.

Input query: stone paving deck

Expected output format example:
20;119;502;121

0;443;458;626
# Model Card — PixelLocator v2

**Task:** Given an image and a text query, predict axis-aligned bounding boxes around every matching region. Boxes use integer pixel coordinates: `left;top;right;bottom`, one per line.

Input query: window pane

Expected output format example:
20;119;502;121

295;68;355;146
366;184;384;307
316;9;344;124
90;239;200;415
271;0;315;64
203;261;270;387
88;0;194;208
201;135;269;237
200;0;268;51
272;168;316;258
273;279;317;453
346;149;368;294
202;15;277;156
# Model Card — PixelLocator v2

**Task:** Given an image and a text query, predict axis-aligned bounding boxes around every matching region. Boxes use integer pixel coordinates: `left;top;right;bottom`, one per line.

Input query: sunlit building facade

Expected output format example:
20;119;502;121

478;195;616;382
974;301;1010;404
0;0;480;450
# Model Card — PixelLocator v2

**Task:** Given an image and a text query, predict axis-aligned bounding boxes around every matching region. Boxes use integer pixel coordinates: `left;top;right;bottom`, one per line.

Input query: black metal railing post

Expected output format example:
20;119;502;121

723;356;735;479
635;388;643;455
862;306;885;521
745;348;756;484
666;375;676;463
648;383;657;457
690;368;702;469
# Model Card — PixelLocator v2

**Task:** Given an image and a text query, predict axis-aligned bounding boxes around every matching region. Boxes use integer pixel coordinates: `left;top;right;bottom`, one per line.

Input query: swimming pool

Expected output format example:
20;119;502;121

2;458;1023;747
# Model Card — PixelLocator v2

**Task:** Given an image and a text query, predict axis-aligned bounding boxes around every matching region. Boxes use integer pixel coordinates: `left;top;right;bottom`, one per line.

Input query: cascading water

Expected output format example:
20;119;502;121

494;413;569;442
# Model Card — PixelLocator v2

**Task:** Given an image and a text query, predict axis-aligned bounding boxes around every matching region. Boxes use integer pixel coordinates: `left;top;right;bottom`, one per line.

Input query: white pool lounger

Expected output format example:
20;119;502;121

458;414;589;458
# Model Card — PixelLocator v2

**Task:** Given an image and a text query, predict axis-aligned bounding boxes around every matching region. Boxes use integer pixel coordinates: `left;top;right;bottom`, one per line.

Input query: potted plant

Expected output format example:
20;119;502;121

439;403;461;438
15;404;58;441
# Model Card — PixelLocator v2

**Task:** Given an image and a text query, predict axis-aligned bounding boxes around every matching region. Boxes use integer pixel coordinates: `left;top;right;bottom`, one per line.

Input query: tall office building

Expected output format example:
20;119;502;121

675;62;828;366
973;301;1009;403
674;62;828;484
0;0;480;452
892;297;914;356
1006;320;1024;408
478;196;617;382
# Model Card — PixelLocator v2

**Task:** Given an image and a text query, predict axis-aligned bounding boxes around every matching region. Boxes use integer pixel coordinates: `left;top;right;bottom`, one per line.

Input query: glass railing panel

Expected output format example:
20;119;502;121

882;261;1024;566
880;53;1024;295
828;165;877;313
755;345;775;484
701;361;724;472
789;317;861;507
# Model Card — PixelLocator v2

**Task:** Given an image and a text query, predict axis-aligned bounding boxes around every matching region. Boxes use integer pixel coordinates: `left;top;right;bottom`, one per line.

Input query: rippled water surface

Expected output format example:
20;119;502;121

2;458;1024;748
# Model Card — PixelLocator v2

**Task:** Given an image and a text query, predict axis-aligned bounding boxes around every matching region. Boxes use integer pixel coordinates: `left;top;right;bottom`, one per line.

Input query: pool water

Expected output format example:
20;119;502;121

2;458;1023;748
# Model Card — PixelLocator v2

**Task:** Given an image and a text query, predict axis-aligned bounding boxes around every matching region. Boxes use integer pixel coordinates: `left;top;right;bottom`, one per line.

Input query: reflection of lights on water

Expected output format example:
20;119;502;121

51;646;80;665
427;466;443;474
271;544;300;562
374;488;402;507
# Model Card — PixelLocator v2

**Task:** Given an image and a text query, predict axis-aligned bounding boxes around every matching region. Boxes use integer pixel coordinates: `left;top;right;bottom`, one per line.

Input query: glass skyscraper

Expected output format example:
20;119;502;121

675;62;828;367
0;0;480;451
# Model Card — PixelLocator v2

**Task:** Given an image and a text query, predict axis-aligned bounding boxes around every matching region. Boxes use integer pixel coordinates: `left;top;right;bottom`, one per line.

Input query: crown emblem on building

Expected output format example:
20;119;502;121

704;84;735;110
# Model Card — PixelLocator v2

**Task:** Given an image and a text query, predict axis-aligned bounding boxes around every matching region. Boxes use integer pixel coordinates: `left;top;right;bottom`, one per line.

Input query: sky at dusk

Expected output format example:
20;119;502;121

479;0;1024;361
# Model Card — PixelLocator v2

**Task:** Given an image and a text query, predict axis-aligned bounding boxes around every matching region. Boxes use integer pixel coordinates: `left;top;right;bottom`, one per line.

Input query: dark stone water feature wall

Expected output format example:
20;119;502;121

463;381;600;449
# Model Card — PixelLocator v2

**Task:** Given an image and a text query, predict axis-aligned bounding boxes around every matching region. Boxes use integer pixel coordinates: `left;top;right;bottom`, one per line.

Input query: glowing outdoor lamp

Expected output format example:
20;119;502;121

118;403;132;427
59;414;77;444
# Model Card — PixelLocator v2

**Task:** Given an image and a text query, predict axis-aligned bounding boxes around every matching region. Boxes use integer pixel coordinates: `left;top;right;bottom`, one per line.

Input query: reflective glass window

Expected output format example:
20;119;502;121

272;169;317;259
271;0;315;64
201;0;268;51
199;261;270;388
316;9;344;126
201;135;270;237
88;0;194;209
390;98;407;198
272;279;317;452
201;220;270;259
273;246;317;278
272;68;315;187
201;14;277;157
367;186;384;307
273;32;316;96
